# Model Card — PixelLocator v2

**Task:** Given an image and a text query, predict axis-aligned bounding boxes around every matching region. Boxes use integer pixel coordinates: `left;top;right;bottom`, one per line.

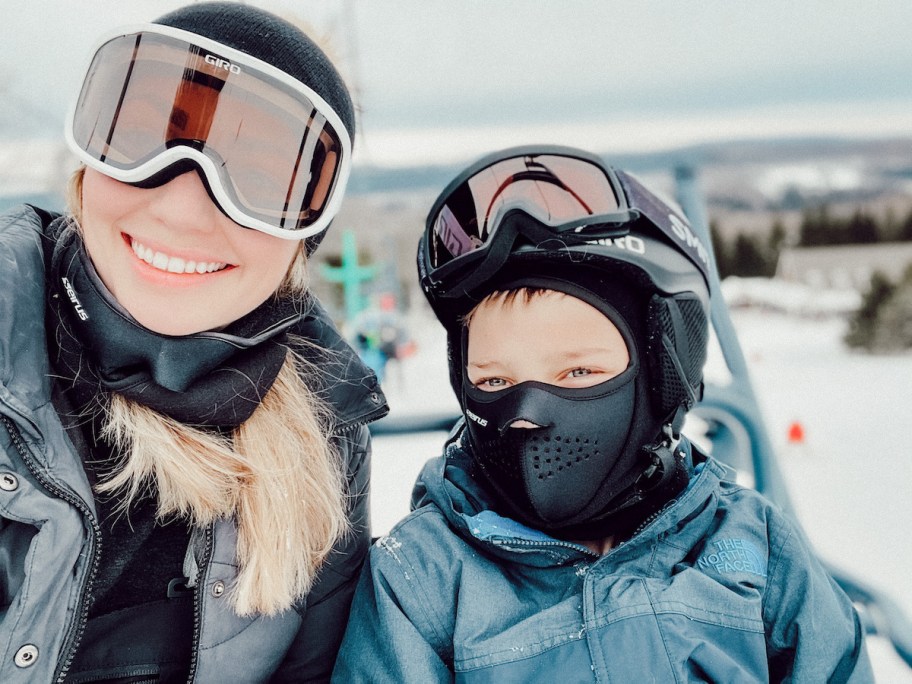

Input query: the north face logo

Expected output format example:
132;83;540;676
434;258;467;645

697;538;767;577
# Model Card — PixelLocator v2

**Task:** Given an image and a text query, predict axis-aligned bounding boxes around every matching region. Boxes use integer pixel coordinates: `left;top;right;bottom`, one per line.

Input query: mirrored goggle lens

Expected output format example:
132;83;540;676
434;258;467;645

427;154;622;269
71;31;346;234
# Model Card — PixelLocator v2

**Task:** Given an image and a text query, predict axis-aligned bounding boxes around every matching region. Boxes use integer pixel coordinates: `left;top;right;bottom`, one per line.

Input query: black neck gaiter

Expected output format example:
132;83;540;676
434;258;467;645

47;219;307;427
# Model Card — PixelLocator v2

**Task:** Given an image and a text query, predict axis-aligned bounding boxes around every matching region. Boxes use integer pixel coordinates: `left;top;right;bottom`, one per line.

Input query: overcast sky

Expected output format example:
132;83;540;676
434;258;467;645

3;0;912;166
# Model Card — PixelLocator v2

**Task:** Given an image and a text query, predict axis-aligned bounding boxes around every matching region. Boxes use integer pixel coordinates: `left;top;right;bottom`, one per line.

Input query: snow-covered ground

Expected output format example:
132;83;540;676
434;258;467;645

732;309;912;681
368;301;912;680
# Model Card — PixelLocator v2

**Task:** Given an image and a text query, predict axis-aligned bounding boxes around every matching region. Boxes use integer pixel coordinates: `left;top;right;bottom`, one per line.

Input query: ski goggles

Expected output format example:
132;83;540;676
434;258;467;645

419;146;712;300
420;146;637;285
65;24;352;240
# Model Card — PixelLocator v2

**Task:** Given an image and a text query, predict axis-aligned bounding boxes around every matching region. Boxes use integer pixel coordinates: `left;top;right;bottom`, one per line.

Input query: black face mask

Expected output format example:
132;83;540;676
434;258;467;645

463;366;639;529
48;219;304;427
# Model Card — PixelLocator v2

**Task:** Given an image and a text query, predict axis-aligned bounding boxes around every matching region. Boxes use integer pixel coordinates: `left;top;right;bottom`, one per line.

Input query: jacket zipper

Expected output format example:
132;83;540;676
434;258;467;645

490;535;599;558
0;415;101;683
628;509;666;541
334;401;389;436
186;524;214;684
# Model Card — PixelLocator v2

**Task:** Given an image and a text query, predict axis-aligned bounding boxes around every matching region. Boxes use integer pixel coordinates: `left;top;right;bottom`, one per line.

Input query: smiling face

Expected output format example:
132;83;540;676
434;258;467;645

79;168;300;336
466;289;631;394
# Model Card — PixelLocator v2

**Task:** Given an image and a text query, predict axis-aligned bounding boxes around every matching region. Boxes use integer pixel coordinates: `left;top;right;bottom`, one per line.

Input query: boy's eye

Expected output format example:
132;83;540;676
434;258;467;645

475;377;508;391
569;368;592;378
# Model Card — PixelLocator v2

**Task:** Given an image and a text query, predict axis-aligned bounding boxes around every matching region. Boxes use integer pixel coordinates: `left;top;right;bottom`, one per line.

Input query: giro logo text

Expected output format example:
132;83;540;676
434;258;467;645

204;54;242;74
61;277;89;321
587;234;646;255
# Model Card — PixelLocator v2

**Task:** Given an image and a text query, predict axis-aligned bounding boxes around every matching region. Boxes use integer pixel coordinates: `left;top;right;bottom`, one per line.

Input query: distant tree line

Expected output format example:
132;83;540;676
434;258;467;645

711;203;912;279
797;204;912;246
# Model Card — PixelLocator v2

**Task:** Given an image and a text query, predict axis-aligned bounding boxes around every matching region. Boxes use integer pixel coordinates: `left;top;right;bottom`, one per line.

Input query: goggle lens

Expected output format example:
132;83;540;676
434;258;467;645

428;154;622;269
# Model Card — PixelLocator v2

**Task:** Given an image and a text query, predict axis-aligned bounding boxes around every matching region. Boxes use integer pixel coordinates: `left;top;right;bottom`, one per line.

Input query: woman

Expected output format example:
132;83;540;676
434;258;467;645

0;2;387;682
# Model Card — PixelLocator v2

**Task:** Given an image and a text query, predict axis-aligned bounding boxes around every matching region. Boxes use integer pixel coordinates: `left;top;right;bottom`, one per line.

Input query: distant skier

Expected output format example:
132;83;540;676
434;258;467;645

334;146;872;682
349;292;413;384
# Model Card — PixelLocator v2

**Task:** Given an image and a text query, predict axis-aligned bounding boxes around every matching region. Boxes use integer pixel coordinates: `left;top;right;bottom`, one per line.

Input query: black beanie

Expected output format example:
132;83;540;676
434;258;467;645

155;2;355;139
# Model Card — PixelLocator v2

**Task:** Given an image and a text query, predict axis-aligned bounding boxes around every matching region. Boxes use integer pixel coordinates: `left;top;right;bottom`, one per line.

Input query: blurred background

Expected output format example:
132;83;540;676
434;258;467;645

3;1;911;677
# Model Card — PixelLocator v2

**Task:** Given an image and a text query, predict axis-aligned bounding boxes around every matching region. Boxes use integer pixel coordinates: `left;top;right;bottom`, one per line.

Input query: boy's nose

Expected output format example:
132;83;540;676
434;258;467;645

495;384;556;434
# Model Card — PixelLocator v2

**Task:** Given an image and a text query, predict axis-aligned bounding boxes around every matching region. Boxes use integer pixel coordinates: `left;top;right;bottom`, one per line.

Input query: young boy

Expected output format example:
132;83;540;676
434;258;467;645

333;146;872;682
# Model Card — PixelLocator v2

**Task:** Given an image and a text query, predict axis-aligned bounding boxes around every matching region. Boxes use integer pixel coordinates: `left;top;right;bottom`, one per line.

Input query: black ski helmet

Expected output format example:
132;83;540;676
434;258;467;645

418;145;712;427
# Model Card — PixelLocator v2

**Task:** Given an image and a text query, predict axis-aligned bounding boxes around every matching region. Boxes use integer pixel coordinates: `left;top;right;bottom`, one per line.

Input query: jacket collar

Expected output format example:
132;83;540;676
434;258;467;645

0;205;55;417
413;436;725;567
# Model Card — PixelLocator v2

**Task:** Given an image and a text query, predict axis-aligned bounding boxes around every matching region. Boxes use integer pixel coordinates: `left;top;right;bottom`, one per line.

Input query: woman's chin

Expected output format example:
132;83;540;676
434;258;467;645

123;302;222;337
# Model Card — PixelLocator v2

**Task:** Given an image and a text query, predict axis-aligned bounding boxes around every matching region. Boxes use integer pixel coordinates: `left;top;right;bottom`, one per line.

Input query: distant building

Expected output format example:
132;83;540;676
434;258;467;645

776;242;912;290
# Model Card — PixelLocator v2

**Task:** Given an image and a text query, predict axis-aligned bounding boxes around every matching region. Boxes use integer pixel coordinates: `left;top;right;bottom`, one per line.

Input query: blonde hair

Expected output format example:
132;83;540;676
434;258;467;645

68;166;343;616
98;348;347;616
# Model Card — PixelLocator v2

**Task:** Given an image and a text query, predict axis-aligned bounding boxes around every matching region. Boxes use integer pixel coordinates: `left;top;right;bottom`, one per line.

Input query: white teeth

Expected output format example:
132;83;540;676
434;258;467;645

130;238;227;274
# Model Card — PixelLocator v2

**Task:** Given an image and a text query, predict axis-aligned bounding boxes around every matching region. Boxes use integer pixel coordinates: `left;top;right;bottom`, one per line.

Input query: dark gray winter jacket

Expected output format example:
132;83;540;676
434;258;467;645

0;205;387;682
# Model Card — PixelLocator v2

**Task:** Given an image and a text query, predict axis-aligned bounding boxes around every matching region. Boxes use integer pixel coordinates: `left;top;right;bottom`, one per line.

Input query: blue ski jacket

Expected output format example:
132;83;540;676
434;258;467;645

334;433;872;682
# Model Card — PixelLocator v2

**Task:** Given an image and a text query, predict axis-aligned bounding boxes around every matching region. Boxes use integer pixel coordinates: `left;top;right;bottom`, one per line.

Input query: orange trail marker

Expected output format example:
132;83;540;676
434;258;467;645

787;421;805;444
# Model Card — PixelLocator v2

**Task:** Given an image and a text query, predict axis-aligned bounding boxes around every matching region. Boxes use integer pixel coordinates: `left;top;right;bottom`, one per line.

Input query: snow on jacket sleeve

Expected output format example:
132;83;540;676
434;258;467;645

332;508;456;683
762;507;874;682
273;424;374;683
